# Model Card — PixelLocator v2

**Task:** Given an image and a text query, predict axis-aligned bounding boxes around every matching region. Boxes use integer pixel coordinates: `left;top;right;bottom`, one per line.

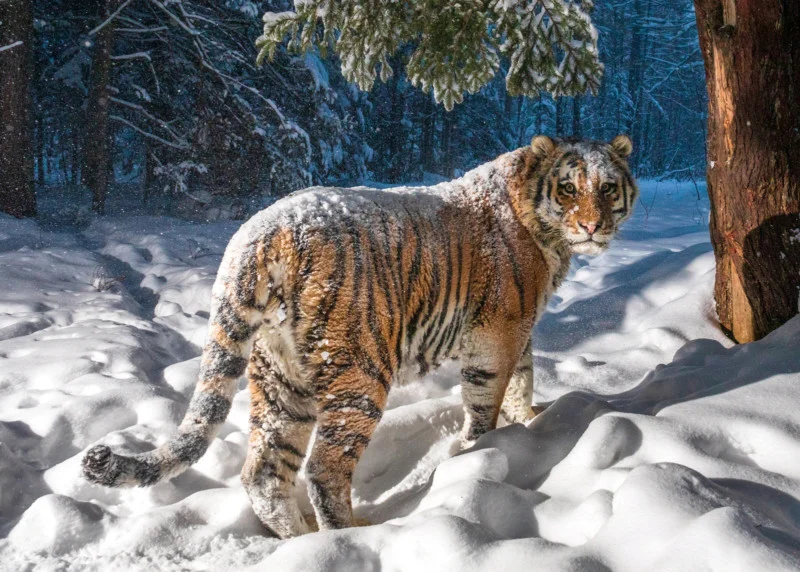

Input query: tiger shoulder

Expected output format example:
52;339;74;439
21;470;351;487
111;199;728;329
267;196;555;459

82;135;637;540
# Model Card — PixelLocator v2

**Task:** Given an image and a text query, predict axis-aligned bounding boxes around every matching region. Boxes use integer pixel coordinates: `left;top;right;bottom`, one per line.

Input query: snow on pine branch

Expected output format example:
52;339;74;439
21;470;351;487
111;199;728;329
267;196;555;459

257;0;603;110
110;51;152;62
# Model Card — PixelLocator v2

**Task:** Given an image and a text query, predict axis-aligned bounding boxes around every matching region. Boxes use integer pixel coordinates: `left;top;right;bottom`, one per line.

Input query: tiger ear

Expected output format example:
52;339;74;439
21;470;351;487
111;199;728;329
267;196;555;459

530;135;556;158
610;135;633;158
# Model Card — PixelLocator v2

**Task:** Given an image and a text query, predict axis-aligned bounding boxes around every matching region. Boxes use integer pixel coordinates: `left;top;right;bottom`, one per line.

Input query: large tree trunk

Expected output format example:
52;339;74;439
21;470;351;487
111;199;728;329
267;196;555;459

0;0;36;217
694;0;800;342
83;0;116;214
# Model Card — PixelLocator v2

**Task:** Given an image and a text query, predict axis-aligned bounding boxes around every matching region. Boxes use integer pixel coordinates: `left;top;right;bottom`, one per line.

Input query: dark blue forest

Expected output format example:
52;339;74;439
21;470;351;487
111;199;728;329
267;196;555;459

18;0;703;219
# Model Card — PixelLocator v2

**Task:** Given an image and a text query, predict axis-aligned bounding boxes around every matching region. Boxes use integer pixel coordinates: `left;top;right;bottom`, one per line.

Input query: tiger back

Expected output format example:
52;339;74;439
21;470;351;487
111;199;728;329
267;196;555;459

82;135;638;539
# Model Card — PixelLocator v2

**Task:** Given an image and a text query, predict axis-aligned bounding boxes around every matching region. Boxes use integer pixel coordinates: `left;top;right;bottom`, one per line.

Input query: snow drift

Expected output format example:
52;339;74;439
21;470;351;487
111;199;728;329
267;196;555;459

1;181;799;571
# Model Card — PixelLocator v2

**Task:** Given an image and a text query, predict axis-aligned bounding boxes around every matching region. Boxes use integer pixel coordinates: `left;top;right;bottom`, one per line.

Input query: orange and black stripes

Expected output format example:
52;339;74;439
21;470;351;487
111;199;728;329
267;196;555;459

83;136;637;539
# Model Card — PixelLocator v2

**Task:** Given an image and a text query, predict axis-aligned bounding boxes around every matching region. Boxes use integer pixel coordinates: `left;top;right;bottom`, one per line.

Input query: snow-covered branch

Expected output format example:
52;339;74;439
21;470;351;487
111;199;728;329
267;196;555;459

0;41;23;53
117;26;169;34
149;0;200;36
111;52;152;62
89;0;136;36
110;96;183;141
109;115;189;150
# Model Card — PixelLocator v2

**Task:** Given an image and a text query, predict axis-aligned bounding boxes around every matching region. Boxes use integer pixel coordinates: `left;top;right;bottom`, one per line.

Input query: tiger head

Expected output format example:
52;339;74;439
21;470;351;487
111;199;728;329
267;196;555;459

530;135;638;256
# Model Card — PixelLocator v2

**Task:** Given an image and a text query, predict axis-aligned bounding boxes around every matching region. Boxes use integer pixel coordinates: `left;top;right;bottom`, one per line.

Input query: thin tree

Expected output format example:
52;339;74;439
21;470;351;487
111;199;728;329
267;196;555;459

83;0;117;215
0;0;36;217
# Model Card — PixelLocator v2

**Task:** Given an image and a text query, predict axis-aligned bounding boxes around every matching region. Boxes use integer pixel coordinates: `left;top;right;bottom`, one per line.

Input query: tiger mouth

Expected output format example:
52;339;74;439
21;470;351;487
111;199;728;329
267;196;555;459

568;235;612;250
570;237;608;244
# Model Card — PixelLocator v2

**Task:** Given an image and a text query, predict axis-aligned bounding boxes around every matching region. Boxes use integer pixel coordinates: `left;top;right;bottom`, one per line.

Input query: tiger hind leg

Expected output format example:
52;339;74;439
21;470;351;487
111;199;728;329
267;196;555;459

241;348;316;539
306;368;387;531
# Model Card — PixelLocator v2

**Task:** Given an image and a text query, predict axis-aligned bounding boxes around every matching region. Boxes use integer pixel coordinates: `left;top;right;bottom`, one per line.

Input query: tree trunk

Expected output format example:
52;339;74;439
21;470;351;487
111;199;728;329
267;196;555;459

36;116;45;186
420;93;435;173
83;0;116;214
555;97;565;136
627;0;653;173
386;68;405;183
694;0;800;342
70;129;80;185
441;110;454;178
0;0;36;217
535;94;543;134
142;145;155;204
515;96;526;147
612;2;624;137
33;14;45;189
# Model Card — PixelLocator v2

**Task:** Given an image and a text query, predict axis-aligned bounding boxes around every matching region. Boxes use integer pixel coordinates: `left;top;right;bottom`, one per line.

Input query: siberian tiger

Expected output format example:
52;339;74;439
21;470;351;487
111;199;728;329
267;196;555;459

82;135;638;539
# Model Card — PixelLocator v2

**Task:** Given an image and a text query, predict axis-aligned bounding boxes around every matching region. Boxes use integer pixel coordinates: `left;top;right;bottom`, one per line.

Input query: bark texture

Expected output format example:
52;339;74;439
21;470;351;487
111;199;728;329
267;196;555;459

0;0;36;217
694;0;800;342
83;0;116;214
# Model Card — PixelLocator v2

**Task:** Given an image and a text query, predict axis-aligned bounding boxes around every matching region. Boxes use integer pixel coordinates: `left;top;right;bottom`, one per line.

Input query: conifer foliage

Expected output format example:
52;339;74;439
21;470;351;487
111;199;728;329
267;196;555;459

257;0;603;110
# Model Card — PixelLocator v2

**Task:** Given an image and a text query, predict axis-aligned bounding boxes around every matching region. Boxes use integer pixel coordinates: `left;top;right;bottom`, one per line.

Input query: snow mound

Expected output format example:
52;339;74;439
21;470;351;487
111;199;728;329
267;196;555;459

2;183;799;570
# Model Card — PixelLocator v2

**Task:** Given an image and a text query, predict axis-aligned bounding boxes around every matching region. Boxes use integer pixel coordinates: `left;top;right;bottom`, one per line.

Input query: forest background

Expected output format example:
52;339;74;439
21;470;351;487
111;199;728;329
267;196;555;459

3;0;705;220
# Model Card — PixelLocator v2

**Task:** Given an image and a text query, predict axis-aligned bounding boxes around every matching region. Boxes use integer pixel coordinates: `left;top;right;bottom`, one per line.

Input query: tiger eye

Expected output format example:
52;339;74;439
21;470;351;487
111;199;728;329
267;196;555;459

563;183;576;195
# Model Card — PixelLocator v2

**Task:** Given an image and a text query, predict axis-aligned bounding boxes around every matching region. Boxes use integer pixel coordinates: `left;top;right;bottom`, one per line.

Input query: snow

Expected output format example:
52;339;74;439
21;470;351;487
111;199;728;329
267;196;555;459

303;53;331;92
2;181;800;570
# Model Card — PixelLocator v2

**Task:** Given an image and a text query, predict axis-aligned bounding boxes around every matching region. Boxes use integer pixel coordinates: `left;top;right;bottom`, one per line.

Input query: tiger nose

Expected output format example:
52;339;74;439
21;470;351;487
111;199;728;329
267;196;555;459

579;221;598;235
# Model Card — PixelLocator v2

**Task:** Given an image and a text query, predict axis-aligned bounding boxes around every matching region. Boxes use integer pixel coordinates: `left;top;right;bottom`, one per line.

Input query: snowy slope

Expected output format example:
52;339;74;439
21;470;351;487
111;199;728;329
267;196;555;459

2;182;800;571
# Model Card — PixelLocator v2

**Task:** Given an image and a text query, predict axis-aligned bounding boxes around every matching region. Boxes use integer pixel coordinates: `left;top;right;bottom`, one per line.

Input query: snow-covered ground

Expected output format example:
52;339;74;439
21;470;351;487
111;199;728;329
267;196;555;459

2;181;800;571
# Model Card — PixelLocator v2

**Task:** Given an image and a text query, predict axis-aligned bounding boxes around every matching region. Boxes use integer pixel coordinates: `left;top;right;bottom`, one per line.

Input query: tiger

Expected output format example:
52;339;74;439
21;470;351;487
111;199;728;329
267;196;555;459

82;134;638;539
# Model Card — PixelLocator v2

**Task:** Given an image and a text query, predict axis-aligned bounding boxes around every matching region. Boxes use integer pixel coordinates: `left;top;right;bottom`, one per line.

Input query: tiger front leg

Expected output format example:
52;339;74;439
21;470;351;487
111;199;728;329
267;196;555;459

500;337;539;424
459;327;529;450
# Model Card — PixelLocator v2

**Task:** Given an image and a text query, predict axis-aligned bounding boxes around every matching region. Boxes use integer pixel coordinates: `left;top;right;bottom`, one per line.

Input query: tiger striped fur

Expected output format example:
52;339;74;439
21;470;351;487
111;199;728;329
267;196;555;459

82;135;638;539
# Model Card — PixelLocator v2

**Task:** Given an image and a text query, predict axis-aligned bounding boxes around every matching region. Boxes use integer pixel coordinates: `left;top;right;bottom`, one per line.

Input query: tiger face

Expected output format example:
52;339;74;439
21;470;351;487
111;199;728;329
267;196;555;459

532;135;638;256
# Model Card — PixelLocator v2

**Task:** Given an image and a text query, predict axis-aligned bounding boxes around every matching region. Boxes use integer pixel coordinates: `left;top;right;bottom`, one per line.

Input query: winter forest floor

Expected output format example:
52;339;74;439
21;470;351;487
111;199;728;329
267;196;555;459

2;181;800;571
